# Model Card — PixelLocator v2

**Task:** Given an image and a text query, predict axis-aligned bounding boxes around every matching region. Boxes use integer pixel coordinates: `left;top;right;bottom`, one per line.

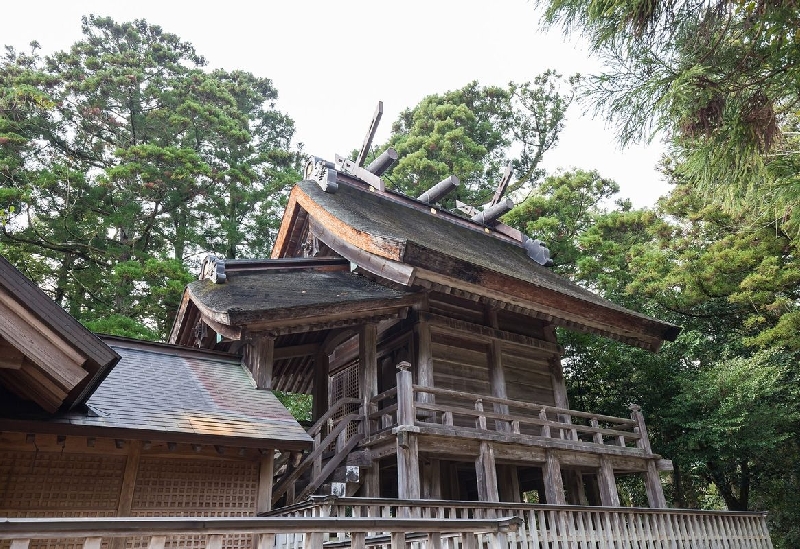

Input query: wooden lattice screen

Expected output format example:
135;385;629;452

0;450;260;549
329;360;360;442
0;450;125;549
128;458;259;549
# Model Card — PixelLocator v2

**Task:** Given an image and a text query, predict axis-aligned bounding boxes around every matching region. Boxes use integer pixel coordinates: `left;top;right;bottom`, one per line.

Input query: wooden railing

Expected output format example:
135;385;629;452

272;397;363;506
273;496;775;549
0;516;521;549
369;378;652;453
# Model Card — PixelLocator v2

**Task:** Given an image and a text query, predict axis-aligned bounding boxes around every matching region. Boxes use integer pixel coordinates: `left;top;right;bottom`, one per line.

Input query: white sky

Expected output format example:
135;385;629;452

2;0;670;208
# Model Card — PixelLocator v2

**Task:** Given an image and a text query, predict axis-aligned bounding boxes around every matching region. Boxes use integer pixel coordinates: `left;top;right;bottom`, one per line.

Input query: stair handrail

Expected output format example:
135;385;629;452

295;431;364;502
272;413;361;506
307;397;361;438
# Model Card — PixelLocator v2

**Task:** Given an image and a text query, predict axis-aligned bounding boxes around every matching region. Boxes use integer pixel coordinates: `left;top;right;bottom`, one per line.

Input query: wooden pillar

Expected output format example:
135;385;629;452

397;432;420;500
244;332;274;389
415;320;434;402
396;362;420;499
362;461;380;497
312;350;329;422
598;456;620;507
257;451;275;513
644;460;667;508
421;458;442;499
498;464;521;503
111;440;142;549
564;469;588;505
359;323;378;437
488;340;510;432
584;473;602;506
542;450;566;505
475;441;499;502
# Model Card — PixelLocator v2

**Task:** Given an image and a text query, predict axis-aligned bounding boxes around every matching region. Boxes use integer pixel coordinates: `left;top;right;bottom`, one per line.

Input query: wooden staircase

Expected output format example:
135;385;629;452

272;397;365;507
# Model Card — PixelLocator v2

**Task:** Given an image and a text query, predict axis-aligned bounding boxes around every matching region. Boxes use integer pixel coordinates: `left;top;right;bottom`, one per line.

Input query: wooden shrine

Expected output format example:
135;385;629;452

169;119;681;509
0;105;774;548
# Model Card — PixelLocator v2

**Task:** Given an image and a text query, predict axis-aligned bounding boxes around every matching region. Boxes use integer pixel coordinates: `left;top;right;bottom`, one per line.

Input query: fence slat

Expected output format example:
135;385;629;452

83;538;102;549
206;534;223;549
147;536;167;549
257;533;275;549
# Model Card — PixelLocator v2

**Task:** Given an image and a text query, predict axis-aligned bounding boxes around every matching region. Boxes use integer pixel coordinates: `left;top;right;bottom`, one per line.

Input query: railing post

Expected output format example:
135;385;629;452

397;361;415;427
590;417;604;445
539;407;551;438
629;404;652;453
475;398;487;430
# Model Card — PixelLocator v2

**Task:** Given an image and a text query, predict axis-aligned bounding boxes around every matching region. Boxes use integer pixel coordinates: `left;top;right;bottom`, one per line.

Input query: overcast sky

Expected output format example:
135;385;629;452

2;0;670;207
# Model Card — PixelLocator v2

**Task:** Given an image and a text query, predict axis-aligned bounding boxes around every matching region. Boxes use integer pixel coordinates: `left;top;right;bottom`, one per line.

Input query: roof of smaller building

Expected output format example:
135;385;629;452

0;255;120;411
0;338;312;450
187;260;416;327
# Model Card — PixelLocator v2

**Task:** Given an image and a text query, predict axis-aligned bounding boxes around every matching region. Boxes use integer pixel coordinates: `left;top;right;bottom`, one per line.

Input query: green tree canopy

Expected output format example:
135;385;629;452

537;0;800;208
0;16;299;338
377;73;577;205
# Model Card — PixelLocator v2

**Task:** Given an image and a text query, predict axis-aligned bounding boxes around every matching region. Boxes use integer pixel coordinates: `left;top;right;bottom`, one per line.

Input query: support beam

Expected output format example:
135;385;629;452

487;339;509;432
415;320;434;404
396;362;420;500
475;441;499;502
498;465;521;503
598;456;620;507
359;323;378;437
274;343;320;360
244;332;274;389
644;460;667;508
397;434;420;499
312;351;329;423
421;458;441;500
257;452;275;513
564;469;588;506
0;338;24;369
110;440;141;549
361;462;380;497
542;450;566;505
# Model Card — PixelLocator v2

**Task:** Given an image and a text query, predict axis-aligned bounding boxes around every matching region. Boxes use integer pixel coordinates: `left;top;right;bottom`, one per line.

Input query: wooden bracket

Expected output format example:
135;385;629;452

335;155;385;192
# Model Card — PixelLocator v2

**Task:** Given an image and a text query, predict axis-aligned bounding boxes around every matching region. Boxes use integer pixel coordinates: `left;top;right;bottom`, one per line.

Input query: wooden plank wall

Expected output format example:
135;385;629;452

430;336;556;428
502;346;555;407
428;294;557;416
431;331;490;430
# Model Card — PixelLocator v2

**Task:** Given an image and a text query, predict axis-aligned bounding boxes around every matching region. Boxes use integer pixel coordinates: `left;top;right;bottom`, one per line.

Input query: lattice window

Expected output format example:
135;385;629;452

329;360;360;442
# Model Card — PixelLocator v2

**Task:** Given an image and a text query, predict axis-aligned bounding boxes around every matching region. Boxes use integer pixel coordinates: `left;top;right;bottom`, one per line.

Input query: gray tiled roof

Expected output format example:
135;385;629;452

1;340;312;449
188;269;411;324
